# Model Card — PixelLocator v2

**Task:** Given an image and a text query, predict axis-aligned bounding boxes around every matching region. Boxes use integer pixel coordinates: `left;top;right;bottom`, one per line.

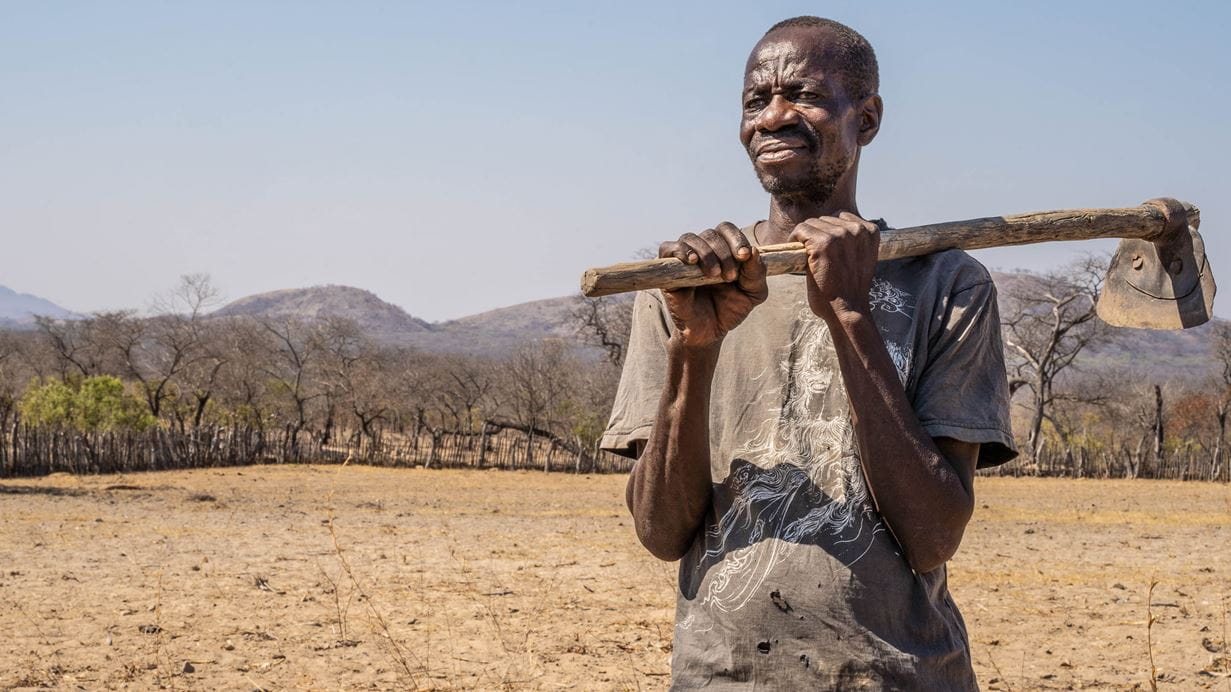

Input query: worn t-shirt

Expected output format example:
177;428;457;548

601;224;1017;690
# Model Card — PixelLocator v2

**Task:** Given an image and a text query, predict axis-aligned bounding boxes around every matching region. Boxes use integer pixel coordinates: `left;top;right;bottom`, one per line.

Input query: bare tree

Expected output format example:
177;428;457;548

0;331;26;427
215;317;273;430
177;321;229;430
573;294;634;367
33;315;110;380
501;339;574;470
318;317;395;445
1210;323;1231;480
140;275;221;423
255;317;324;453
557;357;621;472
1001;255;1109;459
435;354;496;435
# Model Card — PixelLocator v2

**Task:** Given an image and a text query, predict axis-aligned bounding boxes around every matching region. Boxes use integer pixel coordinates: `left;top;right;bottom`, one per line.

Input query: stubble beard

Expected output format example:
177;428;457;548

754;157;848;207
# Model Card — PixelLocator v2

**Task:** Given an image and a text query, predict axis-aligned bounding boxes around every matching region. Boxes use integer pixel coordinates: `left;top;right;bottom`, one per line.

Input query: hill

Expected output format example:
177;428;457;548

989;271;1220;384
211;285;607;357
0;285;76;327
213;285;432;343
208;279;1221;379
412;295;608;356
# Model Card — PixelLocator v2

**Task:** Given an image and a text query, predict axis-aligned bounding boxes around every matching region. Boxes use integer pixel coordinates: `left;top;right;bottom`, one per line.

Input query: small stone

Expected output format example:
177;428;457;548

224;640;235;651
182;662;195;674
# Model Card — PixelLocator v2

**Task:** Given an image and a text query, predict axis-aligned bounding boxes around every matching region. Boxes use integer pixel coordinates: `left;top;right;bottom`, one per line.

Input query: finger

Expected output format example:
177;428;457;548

678;233;720;277
788;221;827;245
791;217;848;245
699;229;737;282
715;222;752;262
835;211;879;232
829;212;876;234
659;240;698;265
810;216;853;232
659;240;691;263
736;245;768;300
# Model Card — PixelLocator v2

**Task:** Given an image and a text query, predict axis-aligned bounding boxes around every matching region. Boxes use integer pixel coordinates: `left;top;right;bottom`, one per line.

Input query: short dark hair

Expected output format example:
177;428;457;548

764;16;879;100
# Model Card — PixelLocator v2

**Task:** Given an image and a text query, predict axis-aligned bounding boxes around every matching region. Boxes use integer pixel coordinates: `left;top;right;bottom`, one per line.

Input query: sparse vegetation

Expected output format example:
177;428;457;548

0;269;1228;480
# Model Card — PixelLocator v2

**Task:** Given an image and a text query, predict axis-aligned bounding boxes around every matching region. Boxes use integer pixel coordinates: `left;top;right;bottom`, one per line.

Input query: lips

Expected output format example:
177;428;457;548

757;140;807;154
753;136;812;161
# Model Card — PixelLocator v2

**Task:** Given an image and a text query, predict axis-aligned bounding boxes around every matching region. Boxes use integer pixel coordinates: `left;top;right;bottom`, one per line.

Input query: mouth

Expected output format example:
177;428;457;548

753;137;812;162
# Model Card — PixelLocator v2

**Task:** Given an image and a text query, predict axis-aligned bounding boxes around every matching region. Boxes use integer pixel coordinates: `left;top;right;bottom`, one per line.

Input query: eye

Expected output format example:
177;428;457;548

743;97;767;112
796;90;821;102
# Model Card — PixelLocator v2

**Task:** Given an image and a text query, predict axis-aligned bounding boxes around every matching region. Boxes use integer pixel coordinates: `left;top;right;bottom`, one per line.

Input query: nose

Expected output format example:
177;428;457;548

755;94;800;132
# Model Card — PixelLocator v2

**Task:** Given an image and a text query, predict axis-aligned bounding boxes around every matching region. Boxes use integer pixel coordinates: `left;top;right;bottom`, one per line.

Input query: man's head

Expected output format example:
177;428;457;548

741;17;883;206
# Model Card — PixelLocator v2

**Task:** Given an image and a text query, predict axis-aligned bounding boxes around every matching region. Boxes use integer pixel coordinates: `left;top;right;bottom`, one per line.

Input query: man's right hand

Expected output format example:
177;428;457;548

658;222;768;349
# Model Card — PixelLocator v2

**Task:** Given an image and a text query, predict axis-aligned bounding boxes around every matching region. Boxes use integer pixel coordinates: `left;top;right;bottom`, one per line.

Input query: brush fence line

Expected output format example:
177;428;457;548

2;425;1224;481
0;424;634;478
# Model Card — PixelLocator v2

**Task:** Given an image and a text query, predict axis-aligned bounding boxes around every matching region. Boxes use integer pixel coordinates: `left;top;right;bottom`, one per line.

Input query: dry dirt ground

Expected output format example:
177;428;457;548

0;466;1227;691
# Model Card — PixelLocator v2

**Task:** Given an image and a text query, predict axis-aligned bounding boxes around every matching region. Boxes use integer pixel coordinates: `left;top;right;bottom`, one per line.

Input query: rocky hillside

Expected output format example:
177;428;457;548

211;285;612;357
989;271;1220;384
413;295;602;356
199;280;1230;380
213;285;432;343
0;285;76;327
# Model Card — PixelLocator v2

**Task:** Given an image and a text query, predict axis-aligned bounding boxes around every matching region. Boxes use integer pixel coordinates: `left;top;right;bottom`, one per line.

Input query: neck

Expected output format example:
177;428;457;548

758;159;861;245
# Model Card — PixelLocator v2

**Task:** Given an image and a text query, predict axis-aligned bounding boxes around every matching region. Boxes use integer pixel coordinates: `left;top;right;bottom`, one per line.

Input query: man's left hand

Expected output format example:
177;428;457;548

788;212;880;322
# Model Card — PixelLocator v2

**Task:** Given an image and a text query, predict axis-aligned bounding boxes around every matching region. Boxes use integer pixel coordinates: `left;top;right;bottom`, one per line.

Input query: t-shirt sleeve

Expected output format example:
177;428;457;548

599;290;672;458
913;279;1019;468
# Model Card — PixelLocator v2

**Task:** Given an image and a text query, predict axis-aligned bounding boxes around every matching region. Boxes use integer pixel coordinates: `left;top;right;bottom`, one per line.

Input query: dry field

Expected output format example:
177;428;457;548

0;466;1227;691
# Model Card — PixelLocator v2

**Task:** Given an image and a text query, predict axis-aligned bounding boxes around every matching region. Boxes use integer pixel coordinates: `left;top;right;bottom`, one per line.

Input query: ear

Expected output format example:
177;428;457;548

856;94;883;147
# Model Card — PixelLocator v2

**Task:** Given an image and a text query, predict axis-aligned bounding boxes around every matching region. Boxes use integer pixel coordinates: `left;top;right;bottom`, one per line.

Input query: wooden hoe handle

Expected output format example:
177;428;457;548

580;202;1200;297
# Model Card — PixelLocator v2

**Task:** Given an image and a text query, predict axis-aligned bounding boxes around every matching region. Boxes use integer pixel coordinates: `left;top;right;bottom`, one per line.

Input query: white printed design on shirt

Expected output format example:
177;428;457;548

680;282;915;631
869;277;912;315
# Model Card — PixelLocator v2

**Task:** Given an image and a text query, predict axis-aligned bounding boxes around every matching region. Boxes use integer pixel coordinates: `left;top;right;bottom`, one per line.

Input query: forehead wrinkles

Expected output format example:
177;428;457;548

744;40;832;89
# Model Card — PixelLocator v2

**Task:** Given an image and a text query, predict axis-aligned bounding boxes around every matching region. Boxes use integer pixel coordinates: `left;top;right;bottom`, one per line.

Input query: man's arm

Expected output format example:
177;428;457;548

625;223;767;561
790;213;978;573
827;309;978;573
625;340;720;561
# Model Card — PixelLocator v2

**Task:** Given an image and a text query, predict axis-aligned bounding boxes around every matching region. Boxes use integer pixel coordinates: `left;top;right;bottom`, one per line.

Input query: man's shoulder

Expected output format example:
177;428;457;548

887;248;995;296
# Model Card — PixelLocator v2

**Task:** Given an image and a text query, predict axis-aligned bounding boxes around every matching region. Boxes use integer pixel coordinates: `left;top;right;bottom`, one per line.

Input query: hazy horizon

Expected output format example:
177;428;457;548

3;1;1227;321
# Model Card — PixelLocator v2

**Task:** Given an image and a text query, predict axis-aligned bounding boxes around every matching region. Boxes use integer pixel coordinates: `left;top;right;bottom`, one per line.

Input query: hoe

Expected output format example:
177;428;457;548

581;198;1215;330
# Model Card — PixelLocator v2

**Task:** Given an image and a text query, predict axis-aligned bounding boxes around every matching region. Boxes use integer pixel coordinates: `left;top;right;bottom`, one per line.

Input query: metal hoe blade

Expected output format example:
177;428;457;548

1096;198;1216;330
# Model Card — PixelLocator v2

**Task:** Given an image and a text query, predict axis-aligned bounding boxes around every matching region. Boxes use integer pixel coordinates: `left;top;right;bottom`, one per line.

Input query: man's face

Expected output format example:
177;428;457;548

740;29;868;204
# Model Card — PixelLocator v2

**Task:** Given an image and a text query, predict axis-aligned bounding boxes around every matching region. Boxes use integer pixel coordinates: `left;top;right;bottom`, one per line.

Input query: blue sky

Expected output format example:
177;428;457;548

1;1;1227;320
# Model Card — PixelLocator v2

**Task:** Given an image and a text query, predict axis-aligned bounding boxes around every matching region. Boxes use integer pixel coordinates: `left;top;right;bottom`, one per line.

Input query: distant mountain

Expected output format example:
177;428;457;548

211;285;611;358
1081;320;1218;384
209;278;1222;380
989;271;1220;384
213;285;432;343
413;295;603;356
0;285;76;327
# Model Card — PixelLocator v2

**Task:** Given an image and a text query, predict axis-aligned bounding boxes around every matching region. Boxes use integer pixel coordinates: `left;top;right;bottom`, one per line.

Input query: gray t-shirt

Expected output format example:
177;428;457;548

601;228;1017;690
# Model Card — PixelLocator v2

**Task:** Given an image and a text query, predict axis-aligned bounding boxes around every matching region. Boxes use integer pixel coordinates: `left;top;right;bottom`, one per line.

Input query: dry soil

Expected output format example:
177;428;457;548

0;466;1227;690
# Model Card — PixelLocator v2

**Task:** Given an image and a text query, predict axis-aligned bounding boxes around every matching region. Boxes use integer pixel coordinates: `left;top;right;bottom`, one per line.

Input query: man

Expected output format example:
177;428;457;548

600;16;1017;689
